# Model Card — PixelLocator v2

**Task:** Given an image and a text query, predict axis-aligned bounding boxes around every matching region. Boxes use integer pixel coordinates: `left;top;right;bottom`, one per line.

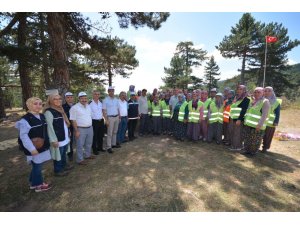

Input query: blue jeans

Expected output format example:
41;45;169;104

29;161;43;186
117;117;127;144
53;144;68;173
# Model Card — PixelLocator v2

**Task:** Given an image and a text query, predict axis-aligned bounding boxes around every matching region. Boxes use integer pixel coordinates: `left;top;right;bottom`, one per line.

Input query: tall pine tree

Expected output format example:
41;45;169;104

204;56;221;92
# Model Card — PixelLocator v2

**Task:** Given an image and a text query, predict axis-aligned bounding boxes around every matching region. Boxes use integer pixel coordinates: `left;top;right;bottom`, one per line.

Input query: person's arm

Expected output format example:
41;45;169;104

257;100;271;131
69;106;80;139
44;111;59;148
273;104;281;126
237;97;250;123
16;119;39;155
102;99;109;127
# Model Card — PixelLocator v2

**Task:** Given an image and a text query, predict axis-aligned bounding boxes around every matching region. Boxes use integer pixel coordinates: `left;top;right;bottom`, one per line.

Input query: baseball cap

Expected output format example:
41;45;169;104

78;91;87;97
65;92;73;97
211;88;217;92
216;92;223;97
108;86;115;91
130;92;136;96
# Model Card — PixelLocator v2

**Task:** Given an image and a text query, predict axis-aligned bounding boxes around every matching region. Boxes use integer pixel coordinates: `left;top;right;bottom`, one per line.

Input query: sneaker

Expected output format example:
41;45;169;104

35;183;51;192
112;144;121;148
85;155;96;160
30;182;49;190
107;148;114;154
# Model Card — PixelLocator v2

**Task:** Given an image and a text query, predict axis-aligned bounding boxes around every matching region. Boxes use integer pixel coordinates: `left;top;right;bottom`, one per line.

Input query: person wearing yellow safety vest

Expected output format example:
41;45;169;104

262;86;281;152
187;91;203;142
173;94;189;141
228;85;250;151
160;93;172;135
199;90;209;142
207;93;224;144
151;95;162;135
241;87;270;157
222;90;235;146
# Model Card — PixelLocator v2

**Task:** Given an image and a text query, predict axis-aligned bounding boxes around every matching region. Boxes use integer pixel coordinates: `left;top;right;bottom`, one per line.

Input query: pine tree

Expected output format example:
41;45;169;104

204;56;221;92
216;13;260;84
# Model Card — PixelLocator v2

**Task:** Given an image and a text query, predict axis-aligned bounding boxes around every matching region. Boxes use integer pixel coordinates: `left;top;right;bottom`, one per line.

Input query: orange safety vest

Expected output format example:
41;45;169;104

223;100;231;123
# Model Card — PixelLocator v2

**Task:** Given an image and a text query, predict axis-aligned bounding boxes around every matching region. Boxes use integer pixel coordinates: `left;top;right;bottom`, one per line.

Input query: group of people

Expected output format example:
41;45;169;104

15;84;281;192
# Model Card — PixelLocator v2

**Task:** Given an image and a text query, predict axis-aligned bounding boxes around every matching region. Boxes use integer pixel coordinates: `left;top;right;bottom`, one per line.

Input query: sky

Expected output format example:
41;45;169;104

86;12;300;94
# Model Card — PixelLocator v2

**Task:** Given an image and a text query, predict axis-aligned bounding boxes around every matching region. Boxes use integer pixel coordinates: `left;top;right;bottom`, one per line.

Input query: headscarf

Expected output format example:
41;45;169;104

215;94;224;108
264;86;277;105
43;94;70;127
251;87;264;106
235;85;248;102
26;97;43;114
225;90;235;106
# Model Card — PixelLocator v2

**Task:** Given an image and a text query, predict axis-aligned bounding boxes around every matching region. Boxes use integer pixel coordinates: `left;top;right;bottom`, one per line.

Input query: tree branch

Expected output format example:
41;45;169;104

0;13;20;37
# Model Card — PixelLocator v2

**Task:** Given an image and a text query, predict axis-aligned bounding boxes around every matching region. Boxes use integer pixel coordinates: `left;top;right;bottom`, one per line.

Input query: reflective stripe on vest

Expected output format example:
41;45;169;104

160;100;171;118
178;101;188;122
244;99;268;130
229;99;243;119
151;102;161;117
188;100;203;123
209;101;224;124
223;104;231;123
203;99;211;119
267;98;282;127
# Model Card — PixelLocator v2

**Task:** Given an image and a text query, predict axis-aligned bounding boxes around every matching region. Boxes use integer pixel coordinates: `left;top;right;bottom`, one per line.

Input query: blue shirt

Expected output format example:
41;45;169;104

103;96;119;116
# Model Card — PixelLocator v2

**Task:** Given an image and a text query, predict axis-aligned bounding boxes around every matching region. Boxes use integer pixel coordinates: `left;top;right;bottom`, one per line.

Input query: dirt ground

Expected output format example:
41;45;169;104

0;108;299;212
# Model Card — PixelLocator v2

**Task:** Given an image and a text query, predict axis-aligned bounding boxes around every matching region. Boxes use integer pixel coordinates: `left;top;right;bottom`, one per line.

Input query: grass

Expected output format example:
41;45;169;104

0;108;299;211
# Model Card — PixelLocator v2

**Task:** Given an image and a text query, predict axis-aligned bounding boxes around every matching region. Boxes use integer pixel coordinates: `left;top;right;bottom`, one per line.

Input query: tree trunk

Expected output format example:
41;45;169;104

39;13;51;89
240;51;246;85
17;12;32;110
47;13;70;95
0;87;6;118
108;67;113;87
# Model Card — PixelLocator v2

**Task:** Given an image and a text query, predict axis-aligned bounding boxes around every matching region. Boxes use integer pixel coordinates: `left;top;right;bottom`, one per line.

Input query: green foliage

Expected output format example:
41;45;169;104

162;41;207;89
204;56;220;92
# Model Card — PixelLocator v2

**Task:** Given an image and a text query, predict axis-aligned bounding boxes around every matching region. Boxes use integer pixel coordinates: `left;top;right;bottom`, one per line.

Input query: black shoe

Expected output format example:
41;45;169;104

107;148;114;154
98;148;106;152
216;141;221;145
93;151;99;155
112;144;121;148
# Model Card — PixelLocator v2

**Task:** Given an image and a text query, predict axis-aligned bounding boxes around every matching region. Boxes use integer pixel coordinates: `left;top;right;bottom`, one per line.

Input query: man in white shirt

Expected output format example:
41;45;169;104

102;86;120;153
138;89;149;136
117;91;128;145
70;92;95;165
89;90;105;155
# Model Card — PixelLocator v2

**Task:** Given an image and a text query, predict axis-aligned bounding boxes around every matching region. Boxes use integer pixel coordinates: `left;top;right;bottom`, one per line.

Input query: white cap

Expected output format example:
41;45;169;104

216;92;223;97
65;92;73;97
78;91;87;97
130;91;136;96
108;86;115;90
211;88;217;92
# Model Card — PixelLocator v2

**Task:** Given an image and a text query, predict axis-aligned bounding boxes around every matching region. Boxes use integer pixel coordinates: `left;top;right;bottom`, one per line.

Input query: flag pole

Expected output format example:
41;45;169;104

263;36;268;88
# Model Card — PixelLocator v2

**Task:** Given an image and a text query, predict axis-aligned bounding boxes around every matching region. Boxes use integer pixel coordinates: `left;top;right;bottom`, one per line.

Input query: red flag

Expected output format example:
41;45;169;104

266;36;278;43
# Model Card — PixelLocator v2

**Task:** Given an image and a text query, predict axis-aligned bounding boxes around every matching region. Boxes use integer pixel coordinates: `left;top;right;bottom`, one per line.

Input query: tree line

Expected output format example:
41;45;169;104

0;12;170;118
162;13;300;95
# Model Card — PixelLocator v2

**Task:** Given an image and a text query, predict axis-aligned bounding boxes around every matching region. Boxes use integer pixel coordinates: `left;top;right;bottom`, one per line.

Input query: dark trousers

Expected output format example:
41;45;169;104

162;117;171;133
67;126;74;159
53;144;68;173
128;119;138;139
152;116;161;134
92;119;105;153
139;114;149;135
29;161;43;186
262;126;276;150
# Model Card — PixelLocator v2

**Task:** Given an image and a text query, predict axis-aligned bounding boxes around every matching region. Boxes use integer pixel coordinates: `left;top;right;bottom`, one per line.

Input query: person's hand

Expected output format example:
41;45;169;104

75;130;80;139
31;150;39;156
105;120;109;127
255;125;261;132
236;120;241;126
51;142;59;148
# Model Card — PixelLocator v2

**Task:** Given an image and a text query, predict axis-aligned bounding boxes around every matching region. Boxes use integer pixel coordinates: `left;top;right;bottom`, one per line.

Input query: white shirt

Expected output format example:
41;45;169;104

138;95;148;114
69;103;92;127
118;99;128;117
89;99;103;120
